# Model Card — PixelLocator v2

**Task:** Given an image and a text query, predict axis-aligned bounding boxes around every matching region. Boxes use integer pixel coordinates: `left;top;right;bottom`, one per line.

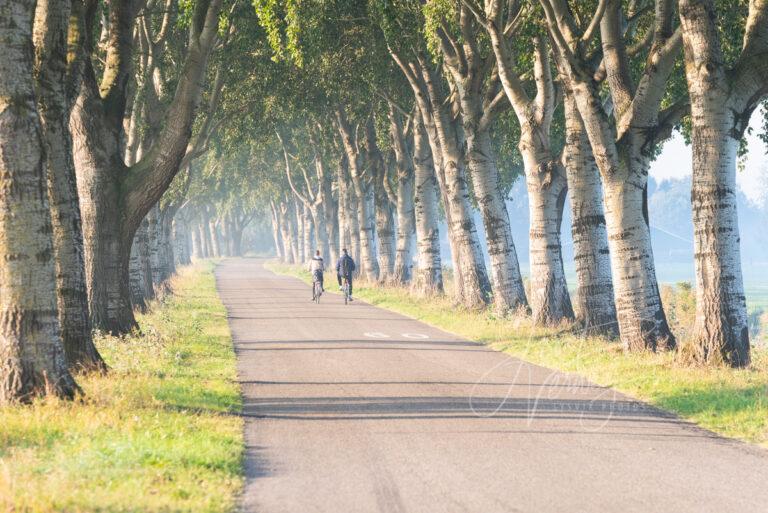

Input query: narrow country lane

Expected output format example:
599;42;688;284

216;258;768;513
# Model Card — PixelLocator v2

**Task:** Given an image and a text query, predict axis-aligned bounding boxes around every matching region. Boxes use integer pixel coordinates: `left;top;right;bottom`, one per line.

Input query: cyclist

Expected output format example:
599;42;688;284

336;248;356;301
307;250;325;300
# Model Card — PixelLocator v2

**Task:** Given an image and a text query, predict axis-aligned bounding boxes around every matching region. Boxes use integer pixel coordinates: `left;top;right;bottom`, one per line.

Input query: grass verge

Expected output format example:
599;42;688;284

0;261;243;512
267;261;768;448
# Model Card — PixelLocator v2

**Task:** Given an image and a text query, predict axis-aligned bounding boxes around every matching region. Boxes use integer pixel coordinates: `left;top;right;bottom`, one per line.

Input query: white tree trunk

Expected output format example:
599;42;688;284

428;107;490;307
393;169;416;284
563;96;617;335
375;180;396;281
411;116;443;294
678;0;759;366
602;156;673;351
518;128;573;324
0;0;77;401
466;129;529;312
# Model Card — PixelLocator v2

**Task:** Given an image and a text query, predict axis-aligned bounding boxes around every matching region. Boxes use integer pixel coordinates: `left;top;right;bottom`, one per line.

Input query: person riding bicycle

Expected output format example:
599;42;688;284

336;248;356;301
307;250;325;300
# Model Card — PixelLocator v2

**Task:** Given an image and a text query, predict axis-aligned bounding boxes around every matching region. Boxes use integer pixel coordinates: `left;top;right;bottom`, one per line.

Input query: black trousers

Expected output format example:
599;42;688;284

337;274;353;295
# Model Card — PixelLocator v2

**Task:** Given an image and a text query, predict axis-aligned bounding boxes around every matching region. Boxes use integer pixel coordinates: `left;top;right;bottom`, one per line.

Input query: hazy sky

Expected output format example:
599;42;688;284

649;110;767;205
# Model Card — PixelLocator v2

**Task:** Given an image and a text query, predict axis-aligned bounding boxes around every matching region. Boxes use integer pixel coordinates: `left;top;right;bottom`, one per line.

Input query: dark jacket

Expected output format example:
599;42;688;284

336;254;356;277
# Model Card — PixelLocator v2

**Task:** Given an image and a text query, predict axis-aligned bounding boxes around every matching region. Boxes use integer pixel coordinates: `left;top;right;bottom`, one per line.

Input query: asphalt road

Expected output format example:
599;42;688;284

216;258;768;513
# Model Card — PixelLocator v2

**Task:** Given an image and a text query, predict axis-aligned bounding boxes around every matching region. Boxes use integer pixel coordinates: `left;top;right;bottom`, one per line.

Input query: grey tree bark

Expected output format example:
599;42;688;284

677;0;768;366
390;51;491;307
0;0;78;402
270;201;284;261
33;0;104;370
336;110;380;280
540;0;681;350
365;118;396;281
411;111;443;294
562;94;617;336
388;105;416;284
434;6;528;313
70;0;224;334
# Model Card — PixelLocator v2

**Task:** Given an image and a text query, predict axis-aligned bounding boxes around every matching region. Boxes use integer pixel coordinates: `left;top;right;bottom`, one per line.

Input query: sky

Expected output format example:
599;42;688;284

649;110;767;205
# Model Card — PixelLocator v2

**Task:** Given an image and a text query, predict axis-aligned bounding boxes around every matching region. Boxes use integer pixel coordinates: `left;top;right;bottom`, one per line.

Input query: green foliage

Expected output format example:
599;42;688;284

0;262;243;512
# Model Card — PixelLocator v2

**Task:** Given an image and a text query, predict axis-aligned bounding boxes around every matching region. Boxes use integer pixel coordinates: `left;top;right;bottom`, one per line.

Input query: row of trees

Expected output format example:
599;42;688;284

1;0;765;403
0;0;256;403
251;0;767;368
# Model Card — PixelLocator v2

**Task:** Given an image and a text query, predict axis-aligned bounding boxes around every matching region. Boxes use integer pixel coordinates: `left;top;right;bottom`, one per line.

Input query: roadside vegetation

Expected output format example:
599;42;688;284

0;262;243;512
268;262;768;448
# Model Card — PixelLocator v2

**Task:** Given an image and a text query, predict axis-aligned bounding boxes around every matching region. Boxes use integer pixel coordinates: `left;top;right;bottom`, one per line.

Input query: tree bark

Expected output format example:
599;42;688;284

540;0;678;350
562;94;617;336
33;0;104;370
0;0;78;402
363;117;396;281
401;56;491;307
677;0;768;366
336;110;380;280
129;223;149;311
191;218;203;259
70;0;224;334
270;201;284;261
411;112;443;294
389;107;416;284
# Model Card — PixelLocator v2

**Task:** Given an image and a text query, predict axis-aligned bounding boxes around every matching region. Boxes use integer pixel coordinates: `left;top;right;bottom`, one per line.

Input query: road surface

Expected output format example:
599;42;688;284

216;258;768;513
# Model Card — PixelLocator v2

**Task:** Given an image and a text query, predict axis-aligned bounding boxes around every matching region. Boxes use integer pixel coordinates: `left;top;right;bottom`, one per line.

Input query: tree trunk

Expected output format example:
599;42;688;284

336;111;380;280
191;218;202;259
544;17;678;350
198;219;210;258
310;205;330;262
388;106;416;284
0;0;78;401
374;181;396;281
466;129;529;313
208;217;221;258
323;172;339;264
301;203;313;262
280;201;298;264
172;213;191;266
270;201;284;261
148;206;163;285
601;155;674;351
411;114;443;294
393;168;416;284
419;63;491;307
129;225;148;311
71;84;137;334
160;209;175;278
678;0;761;366
33;0;103;370
563;95;617;336
518;129;573;324
70;0;224;335
138;219;155;301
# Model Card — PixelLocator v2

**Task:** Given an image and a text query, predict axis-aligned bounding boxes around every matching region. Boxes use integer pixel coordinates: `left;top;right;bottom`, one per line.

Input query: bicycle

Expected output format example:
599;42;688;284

342;277;351;305
312;274;323;304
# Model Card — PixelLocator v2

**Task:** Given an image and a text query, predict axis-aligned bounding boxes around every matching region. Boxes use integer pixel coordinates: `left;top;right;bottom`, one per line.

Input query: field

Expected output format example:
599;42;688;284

268;261;768;448
0;262;243;513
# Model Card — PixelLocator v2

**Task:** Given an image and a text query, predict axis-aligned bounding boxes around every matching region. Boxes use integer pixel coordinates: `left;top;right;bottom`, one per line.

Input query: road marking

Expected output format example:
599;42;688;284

402;333;430;339
364;332;391;338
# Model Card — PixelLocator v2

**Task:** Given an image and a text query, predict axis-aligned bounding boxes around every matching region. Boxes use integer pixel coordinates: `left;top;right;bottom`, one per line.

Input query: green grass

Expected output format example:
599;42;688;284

267;261;768;448
0;261;243;512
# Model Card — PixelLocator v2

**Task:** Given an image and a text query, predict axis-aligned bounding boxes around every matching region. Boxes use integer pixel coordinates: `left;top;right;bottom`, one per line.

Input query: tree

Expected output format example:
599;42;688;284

539;0;685;350
70;0;225;334
678;0;768;366
33;0;105;370
0;0;78;402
